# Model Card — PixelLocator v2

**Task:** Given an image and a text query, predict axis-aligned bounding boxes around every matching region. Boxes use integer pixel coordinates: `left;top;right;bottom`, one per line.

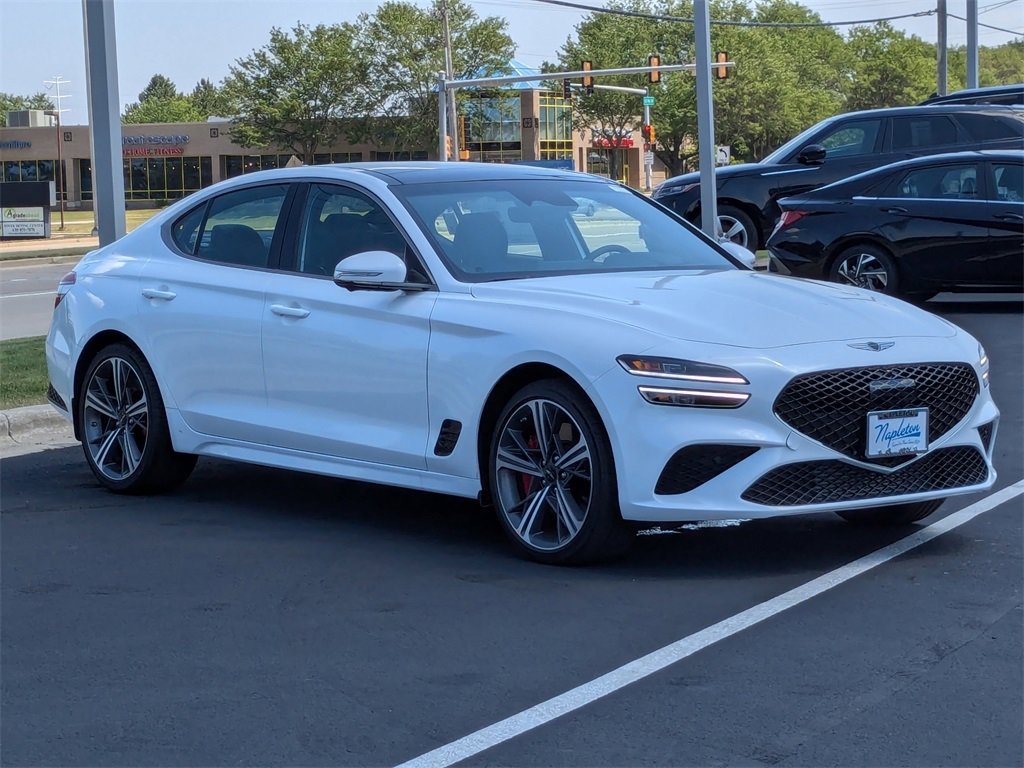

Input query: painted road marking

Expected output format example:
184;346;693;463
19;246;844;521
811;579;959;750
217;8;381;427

0;291;54;299
397;479;1024;768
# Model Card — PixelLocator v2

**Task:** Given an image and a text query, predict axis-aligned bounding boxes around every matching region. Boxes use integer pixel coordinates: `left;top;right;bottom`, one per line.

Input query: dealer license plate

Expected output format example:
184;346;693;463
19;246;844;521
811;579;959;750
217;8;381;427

866;408;929;458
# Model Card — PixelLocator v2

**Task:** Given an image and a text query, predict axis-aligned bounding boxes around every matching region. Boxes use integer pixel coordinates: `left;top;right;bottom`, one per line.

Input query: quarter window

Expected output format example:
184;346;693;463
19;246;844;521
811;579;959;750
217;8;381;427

193;184;288;268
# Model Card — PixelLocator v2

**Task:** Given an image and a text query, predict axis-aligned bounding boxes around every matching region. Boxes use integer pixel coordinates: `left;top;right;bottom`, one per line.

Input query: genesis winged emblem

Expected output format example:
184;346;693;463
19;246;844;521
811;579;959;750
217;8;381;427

848;341;895;352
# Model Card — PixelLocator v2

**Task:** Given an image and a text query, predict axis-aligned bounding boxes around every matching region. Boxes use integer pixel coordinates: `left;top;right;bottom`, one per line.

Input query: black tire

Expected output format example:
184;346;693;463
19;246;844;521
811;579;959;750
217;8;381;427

717;205;758;251
487;379;631;565
836;499;943;526
78;343;196;494
829;244;900;295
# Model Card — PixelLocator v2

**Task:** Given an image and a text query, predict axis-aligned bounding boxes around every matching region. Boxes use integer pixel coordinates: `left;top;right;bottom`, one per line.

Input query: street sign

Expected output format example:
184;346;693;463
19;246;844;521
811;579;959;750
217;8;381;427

644;152;654;165
642;95;656;106
716;145;731;165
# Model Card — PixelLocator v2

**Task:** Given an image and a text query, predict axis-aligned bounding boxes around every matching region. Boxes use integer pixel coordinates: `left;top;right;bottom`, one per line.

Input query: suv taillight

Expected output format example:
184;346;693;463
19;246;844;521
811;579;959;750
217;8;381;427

54;271;76;308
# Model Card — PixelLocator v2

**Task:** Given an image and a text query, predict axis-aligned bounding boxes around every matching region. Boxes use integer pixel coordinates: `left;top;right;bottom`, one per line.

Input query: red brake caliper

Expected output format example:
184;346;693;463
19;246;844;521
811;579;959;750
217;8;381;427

520;434;539;496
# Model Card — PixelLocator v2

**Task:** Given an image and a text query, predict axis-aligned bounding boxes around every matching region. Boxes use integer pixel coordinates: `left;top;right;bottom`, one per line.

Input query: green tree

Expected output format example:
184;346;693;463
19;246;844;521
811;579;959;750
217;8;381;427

190;78;236;119
225;22;363;162
138;74;180;103
350;0;515;156
946;39;1024;91
844;23;935;109
122;96;202;124
0;92;55;126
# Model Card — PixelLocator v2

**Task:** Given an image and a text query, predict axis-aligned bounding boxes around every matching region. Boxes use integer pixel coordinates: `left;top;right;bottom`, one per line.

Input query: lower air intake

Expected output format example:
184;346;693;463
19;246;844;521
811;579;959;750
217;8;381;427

655;444;759;495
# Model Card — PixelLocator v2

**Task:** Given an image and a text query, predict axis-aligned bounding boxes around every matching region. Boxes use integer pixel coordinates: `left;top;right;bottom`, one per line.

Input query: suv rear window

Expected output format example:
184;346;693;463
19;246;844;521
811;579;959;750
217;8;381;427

891;116;958;150
955;113;1024;142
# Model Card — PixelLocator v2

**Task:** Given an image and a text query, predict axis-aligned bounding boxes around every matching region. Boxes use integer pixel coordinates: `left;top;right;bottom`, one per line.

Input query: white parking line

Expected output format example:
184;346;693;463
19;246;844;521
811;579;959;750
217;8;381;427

0;291;54;300
396;480;1024;768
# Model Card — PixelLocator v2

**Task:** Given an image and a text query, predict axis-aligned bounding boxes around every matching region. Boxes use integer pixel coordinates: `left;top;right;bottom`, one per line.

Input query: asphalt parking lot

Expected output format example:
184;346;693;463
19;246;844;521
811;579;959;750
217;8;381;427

2;299;1021;767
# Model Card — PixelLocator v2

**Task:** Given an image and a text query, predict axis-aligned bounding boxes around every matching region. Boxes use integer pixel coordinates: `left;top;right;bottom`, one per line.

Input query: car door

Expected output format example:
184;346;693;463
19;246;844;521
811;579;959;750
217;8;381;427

889;114;962;161
873;161;992;289
260;182;437;468
985;159;1024;289
138;182;293;442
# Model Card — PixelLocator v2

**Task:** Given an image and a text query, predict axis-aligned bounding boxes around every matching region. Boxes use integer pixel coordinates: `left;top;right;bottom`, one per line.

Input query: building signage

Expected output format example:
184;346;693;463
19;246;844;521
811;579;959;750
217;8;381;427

121;134;191;157
1;206;46;237
122;134;190;145
123;146;186;157
0;140;32;149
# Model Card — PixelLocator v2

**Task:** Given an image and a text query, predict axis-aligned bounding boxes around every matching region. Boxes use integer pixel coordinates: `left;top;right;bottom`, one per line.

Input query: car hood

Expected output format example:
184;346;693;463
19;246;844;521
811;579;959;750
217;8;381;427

469;270;956;349
656;163;768;192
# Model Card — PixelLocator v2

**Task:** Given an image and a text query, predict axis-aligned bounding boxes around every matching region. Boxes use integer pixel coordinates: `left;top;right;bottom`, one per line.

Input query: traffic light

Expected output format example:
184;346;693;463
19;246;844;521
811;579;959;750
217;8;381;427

642;124;656;144
562;78;572;100
581;60;593;95
715;51;729;79
648;54;661;84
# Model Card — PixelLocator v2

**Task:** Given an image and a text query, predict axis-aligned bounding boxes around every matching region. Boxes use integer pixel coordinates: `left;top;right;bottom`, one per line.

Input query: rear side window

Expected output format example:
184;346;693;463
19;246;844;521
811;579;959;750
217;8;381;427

170;204;206;255
196;185;288;268
992;163;1023;202
891;116;958;150
955;113;1024;142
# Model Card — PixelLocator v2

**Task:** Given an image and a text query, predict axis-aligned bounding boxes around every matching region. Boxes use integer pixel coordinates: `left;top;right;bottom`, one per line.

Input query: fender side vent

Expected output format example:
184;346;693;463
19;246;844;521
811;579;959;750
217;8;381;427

434;419;463;456
46;383;68;412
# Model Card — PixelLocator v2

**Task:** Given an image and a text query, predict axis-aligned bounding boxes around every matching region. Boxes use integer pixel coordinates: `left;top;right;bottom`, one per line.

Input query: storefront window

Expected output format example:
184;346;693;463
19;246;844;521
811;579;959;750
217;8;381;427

80;156;211;201
461;92;523;163
539;92;574;160
4;159;67;199
371;151;428;161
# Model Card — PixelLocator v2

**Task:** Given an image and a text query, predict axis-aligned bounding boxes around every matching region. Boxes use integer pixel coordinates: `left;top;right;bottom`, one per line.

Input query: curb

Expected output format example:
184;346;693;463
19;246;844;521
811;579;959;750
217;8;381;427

1;404;75;448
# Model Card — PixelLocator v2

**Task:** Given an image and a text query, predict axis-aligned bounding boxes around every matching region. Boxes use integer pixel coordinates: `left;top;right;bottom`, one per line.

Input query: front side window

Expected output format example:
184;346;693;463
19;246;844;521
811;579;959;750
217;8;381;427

394;179;734;282
891;116;958;150
294;184;415;278
192;184;288;268
892;164;980;199
816;120;881;158
992;163;1023;202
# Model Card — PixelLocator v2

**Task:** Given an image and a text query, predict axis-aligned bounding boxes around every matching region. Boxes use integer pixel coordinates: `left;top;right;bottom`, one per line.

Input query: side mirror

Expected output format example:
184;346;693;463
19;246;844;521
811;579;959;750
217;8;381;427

797;144;827;165
718;240;757;269
333;251;429;292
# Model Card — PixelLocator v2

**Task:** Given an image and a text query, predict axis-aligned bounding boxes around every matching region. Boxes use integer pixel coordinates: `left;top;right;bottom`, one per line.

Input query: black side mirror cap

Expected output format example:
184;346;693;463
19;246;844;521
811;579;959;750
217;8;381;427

798;144;827;165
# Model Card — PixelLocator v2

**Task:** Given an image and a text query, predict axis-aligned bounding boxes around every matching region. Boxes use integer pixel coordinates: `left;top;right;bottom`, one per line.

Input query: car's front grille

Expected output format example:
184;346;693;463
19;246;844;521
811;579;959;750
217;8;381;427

741;446;988;506
655;444;759;495
774;363;978;465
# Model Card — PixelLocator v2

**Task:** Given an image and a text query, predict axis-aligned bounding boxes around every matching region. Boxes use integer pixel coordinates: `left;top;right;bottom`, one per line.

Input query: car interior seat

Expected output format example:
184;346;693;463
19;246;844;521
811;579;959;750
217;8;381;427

451;212;509;273
206;224;267;267
959;176;977;198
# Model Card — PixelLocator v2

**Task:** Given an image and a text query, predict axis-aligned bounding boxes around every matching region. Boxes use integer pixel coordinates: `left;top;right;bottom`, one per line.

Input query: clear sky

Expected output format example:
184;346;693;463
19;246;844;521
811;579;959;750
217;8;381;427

1;0;1021;124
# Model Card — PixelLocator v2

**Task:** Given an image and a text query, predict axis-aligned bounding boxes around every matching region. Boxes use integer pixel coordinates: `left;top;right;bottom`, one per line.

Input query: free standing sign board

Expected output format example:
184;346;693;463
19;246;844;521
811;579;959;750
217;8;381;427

2;206;48;238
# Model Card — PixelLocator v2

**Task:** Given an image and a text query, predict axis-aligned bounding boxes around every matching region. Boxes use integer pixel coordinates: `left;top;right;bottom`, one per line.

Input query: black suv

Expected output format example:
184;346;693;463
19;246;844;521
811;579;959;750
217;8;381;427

920;84;1023;106
652;104;1024;250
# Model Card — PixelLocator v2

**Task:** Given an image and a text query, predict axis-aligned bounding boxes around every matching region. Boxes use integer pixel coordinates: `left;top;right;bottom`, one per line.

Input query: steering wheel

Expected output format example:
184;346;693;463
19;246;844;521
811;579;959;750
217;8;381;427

587;244;633;262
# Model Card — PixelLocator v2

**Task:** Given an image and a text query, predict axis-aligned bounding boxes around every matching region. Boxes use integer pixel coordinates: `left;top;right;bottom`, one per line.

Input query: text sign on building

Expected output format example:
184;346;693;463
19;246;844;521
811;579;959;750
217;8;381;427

2;206;46;237
122;134;191;157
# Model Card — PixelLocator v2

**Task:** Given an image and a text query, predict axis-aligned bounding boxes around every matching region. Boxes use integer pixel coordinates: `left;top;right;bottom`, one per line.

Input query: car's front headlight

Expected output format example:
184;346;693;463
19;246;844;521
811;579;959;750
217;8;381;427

979;343;990;388
618;355;750;408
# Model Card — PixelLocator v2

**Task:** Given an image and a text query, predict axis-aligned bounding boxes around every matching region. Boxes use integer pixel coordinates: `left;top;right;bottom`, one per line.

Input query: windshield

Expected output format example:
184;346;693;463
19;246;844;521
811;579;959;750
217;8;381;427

761;115;840;164
393;178;736;282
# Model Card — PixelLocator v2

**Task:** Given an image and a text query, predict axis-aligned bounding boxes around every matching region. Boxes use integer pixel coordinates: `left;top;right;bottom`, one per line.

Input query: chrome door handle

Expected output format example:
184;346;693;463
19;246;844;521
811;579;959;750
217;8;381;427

270;303;310;319
141;288;176;301
994;213;1023;222
883;206;908;215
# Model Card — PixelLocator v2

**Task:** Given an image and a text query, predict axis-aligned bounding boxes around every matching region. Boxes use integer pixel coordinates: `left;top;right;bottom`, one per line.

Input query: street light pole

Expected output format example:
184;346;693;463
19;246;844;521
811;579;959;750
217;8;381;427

43;75;70;231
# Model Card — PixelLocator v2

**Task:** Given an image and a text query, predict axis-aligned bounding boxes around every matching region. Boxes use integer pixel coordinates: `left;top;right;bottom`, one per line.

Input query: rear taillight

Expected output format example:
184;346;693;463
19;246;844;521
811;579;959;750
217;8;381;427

54;271;76;308
777;210;808;229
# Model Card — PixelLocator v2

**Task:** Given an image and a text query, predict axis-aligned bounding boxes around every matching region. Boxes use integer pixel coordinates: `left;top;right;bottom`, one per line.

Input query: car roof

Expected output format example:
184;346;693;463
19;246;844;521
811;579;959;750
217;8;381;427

321;161;606;186
921;83;1024;104
814;103;1024;121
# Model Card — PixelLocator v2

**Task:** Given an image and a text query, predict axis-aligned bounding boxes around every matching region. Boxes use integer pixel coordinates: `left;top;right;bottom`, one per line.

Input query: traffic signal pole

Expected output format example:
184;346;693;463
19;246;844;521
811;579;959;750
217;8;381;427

694;0;719;241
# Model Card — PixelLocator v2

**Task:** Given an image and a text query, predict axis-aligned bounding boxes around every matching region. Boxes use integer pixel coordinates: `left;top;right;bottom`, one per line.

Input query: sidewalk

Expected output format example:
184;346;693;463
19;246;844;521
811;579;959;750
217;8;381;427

0;234;98;264
0;404;76;458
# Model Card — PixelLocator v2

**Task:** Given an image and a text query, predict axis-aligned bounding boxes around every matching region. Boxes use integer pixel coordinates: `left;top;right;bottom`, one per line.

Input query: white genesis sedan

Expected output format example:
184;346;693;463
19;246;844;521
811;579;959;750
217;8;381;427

46;163;999;564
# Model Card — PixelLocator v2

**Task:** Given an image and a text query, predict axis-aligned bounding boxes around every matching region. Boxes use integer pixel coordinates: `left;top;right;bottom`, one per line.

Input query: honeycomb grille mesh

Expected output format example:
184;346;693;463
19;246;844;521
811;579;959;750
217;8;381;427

741;447;988;506
774;363;978;463
655;445;759;495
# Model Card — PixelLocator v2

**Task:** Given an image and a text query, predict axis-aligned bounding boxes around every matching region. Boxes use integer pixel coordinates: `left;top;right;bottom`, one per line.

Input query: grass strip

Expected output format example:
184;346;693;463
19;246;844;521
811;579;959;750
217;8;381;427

0;336;48;409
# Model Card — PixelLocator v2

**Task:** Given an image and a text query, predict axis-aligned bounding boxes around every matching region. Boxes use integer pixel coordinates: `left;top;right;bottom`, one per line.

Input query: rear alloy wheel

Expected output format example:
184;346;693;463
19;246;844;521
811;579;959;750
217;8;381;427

830;245;899;295
836;499;943;526
489;380;630;565
717;205;757;251
79;343;196;494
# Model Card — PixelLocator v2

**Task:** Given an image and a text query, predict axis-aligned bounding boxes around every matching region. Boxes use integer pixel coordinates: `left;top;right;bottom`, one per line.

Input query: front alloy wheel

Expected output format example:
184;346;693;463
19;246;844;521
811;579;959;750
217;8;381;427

489;380;629;564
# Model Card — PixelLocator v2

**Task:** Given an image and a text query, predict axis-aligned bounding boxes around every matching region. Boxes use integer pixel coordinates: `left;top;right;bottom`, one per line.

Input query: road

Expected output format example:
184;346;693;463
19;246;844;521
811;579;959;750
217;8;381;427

1;299;1021;767
0;261;69;341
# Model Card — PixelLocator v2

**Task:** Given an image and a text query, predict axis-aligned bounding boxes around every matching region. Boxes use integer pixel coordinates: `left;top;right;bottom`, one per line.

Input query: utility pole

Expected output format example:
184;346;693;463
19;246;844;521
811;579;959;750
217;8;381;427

440;0;459;160
966;0;979;88
694;0;719;240
43;76;71;231
936;0;947;96
643;89;652;192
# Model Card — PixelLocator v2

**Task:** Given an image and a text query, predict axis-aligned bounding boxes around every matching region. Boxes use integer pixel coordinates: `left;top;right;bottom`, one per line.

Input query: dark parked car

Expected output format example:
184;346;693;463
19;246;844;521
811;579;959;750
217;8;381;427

921;84;1023;106
652;105;1024;250
766;150;1023;299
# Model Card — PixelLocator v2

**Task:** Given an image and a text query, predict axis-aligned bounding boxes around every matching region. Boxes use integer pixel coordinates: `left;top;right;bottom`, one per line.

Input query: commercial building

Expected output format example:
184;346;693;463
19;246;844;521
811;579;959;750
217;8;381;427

1;62;666;210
